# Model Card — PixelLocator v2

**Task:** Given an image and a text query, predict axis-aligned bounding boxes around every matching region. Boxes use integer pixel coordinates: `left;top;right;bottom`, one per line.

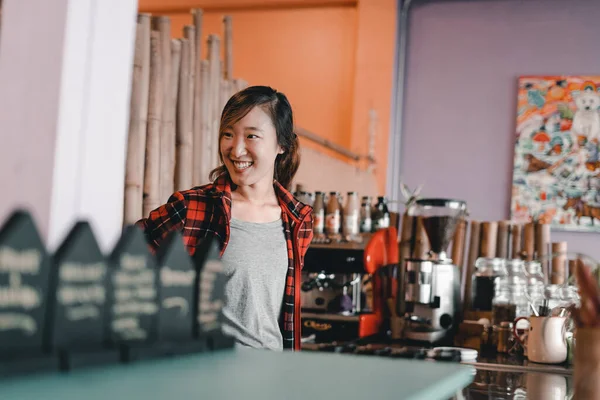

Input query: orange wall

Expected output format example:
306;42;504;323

138;0;396;194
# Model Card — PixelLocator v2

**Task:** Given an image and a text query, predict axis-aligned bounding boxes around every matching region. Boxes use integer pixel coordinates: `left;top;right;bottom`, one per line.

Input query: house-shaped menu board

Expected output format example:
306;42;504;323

108;225;159;346
0;210;51;358
156;231;196;342
48;221;109;351
193;237;227;337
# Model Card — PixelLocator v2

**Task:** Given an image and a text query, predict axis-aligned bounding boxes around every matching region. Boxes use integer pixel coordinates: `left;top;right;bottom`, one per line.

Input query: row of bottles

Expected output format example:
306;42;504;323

296;191;390;241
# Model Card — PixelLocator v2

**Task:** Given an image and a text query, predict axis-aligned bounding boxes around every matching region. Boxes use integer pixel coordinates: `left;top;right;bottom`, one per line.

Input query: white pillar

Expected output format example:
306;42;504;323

0;0;138;253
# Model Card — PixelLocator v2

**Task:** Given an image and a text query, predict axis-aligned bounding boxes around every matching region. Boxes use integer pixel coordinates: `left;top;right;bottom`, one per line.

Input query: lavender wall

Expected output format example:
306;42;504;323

401;0;600;260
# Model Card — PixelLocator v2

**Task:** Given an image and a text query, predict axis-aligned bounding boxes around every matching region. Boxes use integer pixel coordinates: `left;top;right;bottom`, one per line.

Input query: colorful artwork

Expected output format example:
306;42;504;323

511;76;600;231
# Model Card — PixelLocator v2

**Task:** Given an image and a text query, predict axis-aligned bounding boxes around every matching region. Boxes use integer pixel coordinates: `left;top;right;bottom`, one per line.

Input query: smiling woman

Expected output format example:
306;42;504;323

136;85;314;351
210;86;299;192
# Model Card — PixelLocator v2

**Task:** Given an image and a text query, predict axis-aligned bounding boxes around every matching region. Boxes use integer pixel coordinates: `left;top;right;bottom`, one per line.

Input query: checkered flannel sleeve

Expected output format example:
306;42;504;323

299;210;314;261
135;191;188;253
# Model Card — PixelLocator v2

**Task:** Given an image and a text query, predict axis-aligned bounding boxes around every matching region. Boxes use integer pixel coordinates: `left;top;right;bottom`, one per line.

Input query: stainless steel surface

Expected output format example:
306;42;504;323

301;312;360;322
301;272;356;312
403;260;462;342
405;260;433;304
352;273;362;313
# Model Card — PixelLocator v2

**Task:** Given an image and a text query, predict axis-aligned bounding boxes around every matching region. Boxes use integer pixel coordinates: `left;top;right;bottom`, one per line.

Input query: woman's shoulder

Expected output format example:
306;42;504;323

177;182;225;203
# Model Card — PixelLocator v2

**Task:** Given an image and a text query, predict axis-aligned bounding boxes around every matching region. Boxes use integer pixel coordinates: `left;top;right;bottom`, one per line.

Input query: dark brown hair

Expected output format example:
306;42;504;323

209;85;300;190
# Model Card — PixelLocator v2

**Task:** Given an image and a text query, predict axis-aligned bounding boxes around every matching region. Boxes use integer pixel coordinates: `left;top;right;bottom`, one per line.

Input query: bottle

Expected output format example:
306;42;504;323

312;192;325;235
360;196;372;233
325;191;341;238
342;192;360;240
372;196;390;231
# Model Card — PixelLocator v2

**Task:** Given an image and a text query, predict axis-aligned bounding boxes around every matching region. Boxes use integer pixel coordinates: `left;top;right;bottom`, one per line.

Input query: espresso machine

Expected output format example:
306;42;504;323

301;228;398;342
401;198;466;343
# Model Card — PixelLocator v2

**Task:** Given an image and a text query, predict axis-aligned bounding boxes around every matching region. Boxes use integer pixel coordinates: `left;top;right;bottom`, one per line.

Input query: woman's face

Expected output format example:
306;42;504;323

220;106;283;188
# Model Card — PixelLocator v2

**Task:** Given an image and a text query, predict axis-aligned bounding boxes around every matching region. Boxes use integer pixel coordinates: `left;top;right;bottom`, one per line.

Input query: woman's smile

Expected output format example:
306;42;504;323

231;159;254;171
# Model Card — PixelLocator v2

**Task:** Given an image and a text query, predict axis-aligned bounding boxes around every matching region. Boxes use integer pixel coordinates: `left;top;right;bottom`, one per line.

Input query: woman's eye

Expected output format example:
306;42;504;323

222;132;233;138
247;134;258;139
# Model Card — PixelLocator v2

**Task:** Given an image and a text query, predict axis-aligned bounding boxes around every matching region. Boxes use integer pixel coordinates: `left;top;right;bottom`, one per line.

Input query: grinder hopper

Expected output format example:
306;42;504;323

409;199;467;261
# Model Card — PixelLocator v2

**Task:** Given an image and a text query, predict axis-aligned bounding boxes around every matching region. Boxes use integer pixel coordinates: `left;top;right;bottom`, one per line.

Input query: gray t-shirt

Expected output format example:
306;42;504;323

220;217;288;351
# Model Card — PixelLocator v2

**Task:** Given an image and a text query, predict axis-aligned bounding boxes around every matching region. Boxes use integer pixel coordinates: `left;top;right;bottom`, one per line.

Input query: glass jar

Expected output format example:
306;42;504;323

526;283;546;316
493;260;529;323
505;259;528;283
472;257;506;311
559;285;580;308
524;260;545;287
544;284;562;311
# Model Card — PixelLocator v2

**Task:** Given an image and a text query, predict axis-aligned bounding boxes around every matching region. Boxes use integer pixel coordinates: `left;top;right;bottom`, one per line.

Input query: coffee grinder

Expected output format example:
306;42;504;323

401;198;466;343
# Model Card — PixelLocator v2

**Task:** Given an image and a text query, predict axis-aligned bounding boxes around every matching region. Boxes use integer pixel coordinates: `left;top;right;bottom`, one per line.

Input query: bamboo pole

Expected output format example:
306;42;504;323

398;214;414;269
208;35;222;172
479;222;498;258
223;16;233;81
153;16;173;203
523;222;535;261
451;218;467;269
220;79;232;112
143;31;163;217
233;78;248;94
192;10;205;184
124;14;151;224
168;39;182;189
511;223;522;259
551;241;567;285
496;220;510;259
174;39;193;191
183;25;199;185
463;221;481;313
199;60;211;179
535;222;551;283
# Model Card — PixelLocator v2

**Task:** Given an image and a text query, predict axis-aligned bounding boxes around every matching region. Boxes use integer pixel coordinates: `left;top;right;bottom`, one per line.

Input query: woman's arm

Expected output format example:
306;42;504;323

135;192;188;253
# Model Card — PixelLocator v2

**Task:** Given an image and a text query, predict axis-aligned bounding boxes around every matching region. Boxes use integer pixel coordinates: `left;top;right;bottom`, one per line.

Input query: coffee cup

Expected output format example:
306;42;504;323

513;316;567;364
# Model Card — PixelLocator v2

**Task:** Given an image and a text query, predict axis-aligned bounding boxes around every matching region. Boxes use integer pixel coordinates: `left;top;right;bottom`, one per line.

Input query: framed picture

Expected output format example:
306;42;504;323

511;76;600;232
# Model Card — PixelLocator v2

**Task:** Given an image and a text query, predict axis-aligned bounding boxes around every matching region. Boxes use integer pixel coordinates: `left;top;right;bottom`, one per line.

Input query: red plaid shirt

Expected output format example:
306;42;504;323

135;174;313;350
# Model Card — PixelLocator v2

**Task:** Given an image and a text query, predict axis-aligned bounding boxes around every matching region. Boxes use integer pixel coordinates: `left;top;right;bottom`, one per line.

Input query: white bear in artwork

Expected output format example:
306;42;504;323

572;85;600;143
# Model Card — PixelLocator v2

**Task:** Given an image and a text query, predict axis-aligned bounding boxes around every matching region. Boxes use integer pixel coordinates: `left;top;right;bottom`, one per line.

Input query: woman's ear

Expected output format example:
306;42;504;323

277;145;285;155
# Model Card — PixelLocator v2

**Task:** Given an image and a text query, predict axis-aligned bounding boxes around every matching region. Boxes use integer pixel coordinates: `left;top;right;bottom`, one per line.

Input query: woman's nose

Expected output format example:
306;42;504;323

231;136;247;157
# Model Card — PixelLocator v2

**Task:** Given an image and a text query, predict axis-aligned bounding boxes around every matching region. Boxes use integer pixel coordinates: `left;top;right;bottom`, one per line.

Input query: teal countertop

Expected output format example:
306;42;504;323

0;347;475;400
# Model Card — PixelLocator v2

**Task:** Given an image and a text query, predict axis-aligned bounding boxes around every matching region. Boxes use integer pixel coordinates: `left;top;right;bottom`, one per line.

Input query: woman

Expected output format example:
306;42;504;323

136;86;313;351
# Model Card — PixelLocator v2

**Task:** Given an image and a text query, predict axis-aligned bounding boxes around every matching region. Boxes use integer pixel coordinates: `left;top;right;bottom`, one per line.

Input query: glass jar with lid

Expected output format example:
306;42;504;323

524;260;546;314
544;284;562;311
492;259;529;324
559;285;580;308
472;257;506;311
524;260;545;287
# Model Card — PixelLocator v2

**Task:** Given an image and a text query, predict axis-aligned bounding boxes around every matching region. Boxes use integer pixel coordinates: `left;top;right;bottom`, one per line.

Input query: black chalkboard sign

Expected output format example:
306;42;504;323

48;221;109;352
156;231;196;342
193;237;227;337
0;210;51;358
108;225;159;346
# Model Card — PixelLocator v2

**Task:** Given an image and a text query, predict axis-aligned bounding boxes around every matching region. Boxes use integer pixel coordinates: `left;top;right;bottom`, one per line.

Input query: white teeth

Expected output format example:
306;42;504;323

232;161;253;170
